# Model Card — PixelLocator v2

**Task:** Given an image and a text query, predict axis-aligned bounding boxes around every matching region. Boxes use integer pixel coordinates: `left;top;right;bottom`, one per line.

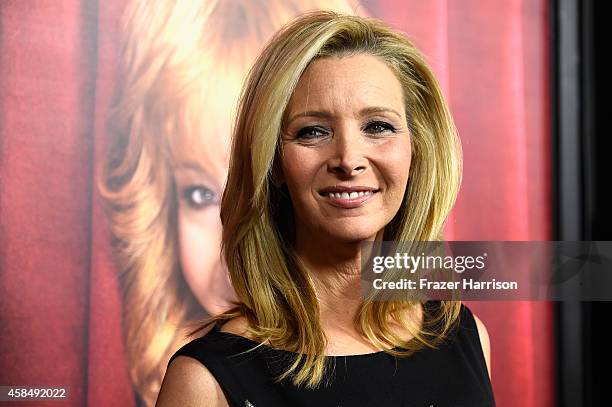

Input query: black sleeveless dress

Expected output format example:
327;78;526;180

168;301;496;406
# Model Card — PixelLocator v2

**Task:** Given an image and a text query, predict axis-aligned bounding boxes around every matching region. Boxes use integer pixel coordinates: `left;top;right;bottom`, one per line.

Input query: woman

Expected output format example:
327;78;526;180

157;10;494;407
98;1;360;405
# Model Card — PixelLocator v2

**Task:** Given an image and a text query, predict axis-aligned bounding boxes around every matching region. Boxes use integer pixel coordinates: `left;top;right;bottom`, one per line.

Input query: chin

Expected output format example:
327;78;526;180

324;225;381;243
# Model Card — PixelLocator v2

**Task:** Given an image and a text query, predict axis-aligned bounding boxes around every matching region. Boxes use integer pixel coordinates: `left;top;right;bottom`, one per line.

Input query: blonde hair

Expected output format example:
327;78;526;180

193;10;464;388
98;1;362;405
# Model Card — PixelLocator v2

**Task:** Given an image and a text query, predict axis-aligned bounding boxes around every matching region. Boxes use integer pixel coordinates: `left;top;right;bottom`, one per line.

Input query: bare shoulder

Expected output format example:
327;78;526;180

156;355;229;407
218;315;250;337
471;311;492;380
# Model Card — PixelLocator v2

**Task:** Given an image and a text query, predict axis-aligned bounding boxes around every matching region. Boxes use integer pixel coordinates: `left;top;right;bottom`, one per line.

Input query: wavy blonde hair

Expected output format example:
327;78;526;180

98;1;363;405
190;10;464;389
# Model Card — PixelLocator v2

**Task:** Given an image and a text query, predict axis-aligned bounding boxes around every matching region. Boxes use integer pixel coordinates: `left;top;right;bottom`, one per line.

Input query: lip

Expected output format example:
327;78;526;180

318;186;380;209
318;185;378;194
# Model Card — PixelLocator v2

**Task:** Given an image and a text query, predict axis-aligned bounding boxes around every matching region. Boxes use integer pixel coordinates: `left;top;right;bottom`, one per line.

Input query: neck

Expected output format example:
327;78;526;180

293;224;383;331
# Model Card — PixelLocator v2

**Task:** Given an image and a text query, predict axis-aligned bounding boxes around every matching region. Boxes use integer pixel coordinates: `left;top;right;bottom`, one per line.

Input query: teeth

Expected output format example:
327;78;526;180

326;190;374;199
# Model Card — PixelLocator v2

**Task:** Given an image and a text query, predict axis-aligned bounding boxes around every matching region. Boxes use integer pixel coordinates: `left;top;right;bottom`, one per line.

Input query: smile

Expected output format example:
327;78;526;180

319;189;379;208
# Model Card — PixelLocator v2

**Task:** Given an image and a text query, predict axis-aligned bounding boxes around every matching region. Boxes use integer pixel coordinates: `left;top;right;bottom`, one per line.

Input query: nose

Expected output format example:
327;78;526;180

327;124;368;177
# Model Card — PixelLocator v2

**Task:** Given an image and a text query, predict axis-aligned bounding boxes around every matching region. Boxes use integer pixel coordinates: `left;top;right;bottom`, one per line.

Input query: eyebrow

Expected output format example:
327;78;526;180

175;161;224;187
176;161;206;172
175;161;219;179
286;106;403;125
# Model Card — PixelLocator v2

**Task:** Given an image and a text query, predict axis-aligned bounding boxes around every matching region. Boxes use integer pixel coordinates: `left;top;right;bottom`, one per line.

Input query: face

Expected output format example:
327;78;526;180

280;54;412;245
173;83;239;316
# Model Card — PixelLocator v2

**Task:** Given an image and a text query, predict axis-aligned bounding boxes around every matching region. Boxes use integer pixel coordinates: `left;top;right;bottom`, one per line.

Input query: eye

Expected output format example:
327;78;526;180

295;126;330;140
181;185;218;209
363;121;397;134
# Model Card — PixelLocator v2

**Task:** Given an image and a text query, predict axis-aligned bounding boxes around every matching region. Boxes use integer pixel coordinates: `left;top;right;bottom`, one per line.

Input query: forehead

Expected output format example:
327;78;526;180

167;117;230;180
285;54;406;116
165;68;241;181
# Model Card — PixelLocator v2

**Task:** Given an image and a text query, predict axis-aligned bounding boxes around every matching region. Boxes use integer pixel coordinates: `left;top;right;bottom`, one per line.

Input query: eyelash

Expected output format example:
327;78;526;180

181;185;218;209
295;121;397;140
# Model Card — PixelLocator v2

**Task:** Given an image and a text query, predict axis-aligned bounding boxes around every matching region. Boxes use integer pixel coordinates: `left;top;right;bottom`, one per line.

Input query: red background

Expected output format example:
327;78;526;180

0;1;554;406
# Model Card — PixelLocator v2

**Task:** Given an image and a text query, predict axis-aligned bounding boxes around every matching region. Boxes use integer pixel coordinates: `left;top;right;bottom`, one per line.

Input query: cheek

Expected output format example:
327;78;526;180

379;139;412;202
281;146;321;189
177;207;223;296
